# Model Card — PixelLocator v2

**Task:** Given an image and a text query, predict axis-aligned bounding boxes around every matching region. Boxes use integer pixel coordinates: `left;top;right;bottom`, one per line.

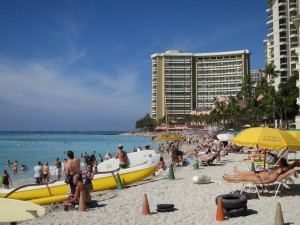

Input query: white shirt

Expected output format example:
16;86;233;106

33;165;42;178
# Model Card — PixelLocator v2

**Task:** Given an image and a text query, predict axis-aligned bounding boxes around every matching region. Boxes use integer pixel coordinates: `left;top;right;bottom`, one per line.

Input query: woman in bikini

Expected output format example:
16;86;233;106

223;158;300;184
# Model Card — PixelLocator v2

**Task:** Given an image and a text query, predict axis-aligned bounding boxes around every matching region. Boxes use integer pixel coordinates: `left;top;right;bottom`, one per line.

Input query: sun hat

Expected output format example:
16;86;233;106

118;144;123;148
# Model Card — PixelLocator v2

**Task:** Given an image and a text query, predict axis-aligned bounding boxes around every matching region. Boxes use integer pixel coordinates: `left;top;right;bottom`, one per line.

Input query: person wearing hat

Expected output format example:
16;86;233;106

115;144;128;169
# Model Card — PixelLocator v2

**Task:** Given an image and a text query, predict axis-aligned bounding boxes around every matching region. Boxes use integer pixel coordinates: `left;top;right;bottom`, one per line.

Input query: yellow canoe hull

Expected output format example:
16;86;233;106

0;155;160;205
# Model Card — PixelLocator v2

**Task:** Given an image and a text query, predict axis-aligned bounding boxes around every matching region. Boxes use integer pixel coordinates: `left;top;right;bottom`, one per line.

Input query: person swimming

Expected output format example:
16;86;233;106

21;164;28;171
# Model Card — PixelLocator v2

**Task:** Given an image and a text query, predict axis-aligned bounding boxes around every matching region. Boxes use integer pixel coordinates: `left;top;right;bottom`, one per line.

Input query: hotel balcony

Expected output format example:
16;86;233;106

296;80;300;87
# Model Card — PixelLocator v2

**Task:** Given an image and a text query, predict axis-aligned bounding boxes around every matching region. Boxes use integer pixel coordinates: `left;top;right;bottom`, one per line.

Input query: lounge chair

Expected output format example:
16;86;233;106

219;169;297;199
201;154;216;166
267;168;297;198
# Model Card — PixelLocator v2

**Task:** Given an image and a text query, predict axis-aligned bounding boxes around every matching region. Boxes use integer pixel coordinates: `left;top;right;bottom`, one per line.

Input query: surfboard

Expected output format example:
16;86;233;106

97;150;156;171
0;198;45;222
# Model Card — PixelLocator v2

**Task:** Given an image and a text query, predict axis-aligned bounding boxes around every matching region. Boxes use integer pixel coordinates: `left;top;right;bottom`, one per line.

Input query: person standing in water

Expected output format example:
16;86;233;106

42;162;50;183
55;158;62;181
13;160;18;175
2;170;12;189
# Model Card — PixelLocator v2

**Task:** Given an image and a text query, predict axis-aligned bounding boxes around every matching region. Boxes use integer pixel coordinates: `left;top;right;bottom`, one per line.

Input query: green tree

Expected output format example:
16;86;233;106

260;63;280;126
135;114;157;131
237;73;251;105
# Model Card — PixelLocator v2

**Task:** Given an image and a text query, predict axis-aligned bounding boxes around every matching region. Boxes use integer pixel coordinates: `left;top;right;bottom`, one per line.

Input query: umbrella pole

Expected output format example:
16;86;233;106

262;149;267;192
263;149;267;170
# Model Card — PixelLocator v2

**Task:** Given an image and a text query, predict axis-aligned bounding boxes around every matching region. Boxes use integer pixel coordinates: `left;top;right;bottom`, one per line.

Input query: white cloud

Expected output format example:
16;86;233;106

0;55;149;130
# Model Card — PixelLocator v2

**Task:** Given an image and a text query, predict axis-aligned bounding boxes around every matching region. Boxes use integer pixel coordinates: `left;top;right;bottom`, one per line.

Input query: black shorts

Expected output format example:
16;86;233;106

119;163;127;169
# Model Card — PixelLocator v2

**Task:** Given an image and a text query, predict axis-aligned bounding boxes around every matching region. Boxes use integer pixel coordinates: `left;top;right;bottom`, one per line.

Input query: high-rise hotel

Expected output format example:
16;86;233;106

151;50;250;121
265;0;300;128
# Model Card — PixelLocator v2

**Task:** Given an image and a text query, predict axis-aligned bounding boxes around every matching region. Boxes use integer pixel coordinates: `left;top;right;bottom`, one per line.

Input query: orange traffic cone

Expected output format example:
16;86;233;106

78;191;87;212
274;202;284;225
216;198;225;221
142;193;150;215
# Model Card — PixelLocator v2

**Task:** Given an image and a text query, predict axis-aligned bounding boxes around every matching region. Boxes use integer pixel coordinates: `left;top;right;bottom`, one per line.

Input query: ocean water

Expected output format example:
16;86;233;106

0;131;158;186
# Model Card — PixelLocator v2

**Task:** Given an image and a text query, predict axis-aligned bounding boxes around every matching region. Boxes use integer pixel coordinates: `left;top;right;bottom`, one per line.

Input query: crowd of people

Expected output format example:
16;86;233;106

3;131;300;214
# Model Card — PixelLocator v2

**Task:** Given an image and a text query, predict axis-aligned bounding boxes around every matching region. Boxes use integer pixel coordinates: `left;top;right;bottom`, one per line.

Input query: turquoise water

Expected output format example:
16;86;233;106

0;131;158;186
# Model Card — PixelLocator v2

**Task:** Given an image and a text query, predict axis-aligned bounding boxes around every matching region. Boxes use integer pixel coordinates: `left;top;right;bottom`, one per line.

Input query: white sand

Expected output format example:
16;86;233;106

19;145;300;225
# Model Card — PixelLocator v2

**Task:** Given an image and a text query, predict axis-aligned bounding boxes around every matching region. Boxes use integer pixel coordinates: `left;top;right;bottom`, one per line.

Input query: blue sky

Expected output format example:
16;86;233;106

0;0;268;131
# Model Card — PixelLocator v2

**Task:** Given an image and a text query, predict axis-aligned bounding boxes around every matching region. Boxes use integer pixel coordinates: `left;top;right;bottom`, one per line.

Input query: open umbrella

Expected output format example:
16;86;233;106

217;133;234;142
287;130;300;141
232;127;300;191
232;127;300;151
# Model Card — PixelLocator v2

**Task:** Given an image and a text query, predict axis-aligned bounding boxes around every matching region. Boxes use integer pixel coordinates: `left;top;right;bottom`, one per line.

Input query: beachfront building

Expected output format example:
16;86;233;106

250;70;263;85
250;70;263;97
265;0;299;91
151;50;251;122
292;15;300;129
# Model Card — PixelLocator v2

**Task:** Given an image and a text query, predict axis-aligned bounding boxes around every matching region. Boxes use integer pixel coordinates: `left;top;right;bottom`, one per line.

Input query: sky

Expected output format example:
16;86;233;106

0;0;268;131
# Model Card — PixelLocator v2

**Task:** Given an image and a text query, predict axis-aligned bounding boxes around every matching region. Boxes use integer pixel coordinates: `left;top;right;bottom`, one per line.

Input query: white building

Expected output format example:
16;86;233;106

265;0;299;90
292;15;300;129
265;0;300;129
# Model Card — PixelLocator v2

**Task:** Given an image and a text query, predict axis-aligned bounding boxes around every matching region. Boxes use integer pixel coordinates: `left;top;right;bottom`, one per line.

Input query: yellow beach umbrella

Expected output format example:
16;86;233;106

287;130;300;141
232;127;300;151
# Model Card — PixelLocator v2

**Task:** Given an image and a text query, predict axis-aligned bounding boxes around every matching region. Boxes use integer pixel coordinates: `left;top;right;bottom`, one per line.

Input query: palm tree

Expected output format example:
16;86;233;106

237;73;251;105
261;63;280;126
225;96;241;128
262;63;279;87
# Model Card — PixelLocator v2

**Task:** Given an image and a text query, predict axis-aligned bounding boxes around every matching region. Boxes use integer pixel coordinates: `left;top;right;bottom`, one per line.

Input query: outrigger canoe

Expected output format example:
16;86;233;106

0;151;160;205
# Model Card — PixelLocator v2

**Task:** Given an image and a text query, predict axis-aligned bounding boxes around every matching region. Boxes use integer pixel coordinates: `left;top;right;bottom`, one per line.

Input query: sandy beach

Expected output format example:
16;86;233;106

16;142;300;225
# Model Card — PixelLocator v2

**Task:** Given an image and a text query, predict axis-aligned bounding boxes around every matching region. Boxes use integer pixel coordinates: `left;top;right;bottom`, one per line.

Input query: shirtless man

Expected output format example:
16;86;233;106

42;162;50;183
65;150;81;194
64;174;91;210
115;144;128;169
55;158;62;181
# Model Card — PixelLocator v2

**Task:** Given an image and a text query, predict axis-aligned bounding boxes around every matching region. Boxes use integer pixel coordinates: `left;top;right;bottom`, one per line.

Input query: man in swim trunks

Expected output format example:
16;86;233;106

55;158;62;181
42;162;50;183
2;170;12;189
65;150;81;194
115;144;128;169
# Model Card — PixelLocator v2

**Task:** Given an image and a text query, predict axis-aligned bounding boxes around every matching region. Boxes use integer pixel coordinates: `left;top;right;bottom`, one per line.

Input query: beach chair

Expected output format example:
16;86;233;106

266;168;297;198
219;169;297;199
201;154;216;166
219;180;260;198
